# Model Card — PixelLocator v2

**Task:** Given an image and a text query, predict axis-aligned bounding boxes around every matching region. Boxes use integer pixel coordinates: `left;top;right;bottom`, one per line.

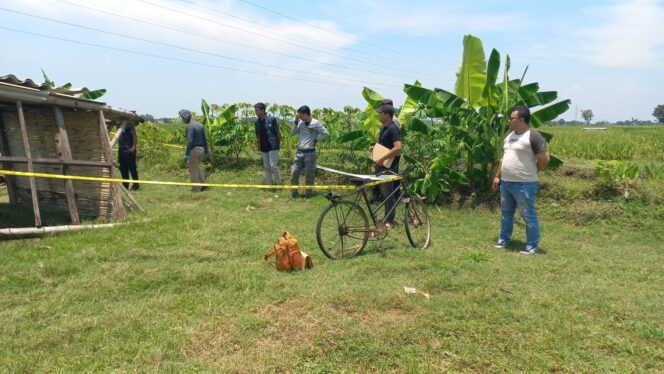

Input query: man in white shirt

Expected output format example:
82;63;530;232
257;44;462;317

492;106;550;255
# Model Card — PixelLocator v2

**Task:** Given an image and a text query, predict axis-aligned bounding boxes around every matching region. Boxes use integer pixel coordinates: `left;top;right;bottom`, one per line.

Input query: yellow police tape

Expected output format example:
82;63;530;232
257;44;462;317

0;169;401;190
160;143;185;149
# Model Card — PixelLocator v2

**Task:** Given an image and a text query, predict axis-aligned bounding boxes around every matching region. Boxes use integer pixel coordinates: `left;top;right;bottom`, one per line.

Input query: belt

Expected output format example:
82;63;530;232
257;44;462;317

297;148;316;153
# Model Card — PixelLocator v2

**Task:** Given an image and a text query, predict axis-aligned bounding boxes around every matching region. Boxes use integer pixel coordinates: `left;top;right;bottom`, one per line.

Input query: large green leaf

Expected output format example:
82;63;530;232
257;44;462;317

530;99;571;127
398;81;421;123
337;130;366;143
548;154;563;169
430;154;456;170
502;55;511;111
537;130;554;143
482;48;500;101
404;84;438;106
79;89;106;100
524;91;558;107
410;117;431;135
517;82;539;102
363;103;381;141
361;87;384;108
221;104;238;121
454;35;487;107
201;99;211;126
41;69;55;88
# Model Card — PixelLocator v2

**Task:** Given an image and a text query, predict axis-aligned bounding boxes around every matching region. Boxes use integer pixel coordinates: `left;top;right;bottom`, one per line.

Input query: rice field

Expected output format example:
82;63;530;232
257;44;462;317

544;126;664;161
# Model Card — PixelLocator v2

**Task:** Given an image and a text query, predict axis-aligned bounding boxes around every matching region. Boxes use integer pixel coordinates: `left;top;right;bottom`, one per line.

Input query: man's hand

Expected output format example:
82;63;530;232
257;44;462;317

374;156;384;166
492;176;500;191
130;147;136;154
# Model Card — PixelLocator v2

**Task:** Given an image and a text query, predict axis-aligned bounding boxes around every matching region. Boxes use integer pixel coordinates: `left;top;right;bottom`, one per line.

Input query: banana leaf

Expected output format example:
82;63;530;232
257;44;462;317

455;35;487;108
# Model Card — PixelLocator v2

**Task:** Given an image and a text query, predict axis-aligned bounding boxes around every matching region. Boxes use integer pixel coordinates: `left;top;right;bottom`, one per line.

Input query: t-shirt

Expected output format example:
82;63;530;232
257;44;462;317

378;121;400;150
118;126;135;150
500;129;548;182
378;121;401;170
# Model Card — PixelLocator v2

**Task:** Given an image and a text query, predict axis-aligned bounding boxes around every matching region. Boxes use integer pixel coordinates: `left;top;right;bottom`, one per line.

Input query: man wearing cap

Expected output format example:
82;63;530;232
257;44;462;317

290;105;329;198
254;102;282;187
179;109;209;192
373;104;402;228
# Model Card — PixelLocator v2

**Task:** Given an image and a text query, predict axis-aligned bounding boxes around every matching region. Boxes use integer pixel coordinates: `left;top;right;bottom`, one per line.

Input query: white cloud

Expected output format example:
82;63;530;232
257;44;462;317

578;0;664;68
319;0;522;36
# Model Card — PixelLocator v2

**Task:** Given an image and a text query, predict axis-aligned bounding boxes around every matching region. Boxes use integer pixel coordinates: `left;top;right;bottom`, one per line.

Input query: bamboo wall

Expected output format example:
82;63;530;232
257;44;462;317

1;107;114;219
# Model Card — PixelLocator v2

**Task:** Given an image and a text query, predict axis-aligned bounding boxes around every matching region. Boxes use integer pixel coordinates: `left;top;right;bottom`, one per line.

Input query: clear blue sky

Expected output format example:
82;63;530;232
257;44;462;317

2;0;663;122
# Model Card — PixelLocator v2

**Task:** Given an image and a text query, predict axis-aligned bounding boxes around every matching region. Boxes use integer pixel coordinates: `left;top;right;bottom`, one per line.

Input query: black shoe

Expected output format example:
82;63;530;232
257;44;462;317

201;186;209;191
131;184;140;191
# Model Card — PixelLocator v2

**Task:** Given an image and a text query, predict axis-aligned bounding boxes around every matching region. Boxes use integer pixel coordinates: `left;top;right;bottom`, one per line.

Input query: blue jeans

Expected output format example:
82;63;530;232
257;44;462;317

499;181;540;248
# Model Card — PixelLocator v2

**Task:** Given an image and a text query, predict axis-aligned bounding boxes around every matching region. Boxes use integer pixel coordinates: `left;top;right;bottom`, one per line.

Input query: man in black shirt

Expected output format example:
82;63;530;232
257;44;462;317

373;104;401;227
117;123;139;190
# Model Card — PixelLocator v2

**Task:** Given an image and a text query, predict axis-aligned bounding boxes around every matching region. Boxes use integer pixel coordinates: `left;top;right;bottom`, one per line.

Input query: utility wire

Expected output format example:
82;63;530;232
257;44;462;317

0;7;402;88
176;0;441;71
136;0;432;76
53;0;443;81
235;0;444;66
0;26;402;89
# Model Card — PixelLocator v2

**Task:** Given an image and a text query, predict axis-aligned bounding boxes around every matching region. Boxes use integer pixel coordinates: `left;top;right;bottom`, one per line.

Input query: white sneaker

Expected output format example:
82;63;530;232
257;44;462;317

494;240;508;249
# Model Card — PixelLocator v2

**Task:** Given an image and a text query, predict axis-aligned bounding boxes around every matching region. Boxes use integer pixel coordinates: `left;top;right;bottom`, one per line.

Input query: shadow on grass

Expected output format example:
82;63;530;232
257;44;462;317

0;203;74;229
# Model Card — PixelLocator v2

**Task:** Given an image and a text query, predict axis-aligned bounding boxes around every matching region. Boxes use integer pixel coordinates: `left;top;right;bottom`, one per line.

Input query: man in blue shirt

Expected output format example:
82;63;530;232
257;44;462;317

254;102;282;187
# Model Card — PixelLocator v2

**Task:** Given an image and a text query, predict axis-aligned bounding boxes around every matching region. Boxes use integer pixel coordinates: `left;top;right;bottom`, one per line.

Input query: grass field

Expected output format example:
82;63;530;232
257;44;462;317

1;160;663;372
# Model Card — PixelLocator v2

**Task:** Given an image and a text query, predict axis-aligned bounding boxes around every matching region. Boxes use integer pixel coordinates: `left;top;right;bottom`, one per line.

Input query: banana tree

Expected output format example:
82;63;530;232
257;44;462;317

401;34;570;198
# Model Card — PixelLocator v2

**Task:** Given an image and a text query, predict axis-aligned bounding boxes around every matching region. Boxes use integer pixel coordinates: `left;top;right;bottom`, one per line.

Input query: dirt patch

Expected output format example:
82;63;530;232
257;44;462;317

555;165;595;179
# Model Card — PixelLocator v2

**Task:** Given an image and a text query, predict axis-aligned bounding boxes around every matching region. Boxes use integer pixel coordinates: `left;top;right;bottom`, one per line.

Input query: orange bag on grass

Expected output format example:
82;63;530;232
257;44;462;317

264;232;313;271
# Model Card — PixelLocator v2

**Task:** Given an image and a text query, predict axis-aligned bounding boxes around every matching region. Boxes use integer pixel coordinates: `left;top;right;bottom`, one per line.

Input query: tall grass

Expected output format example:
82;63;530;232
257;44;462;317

544;126;664;161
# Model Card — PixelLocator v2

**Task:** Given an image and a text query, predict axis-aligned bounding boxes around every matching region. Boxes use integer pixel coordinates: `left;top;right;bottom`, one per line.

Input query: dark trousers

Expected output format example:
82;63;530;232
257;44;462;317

119;149;139;189
376;159;399;224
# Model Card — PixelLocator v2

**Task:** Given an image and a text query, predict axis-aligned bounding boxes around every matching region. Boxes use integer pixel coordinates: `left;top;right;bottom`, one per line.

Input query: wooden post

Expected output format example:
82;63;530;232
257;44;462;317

16;100;42;227
109;121;126;148
0;113;18;204
53;107;80;225
98;110;126;219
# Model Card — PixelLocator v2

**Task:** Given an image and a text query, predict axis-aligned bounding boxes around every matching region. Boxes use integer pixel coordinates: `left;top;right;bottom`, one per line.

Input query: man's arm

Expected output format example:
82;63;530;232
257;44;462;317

536;151;550;171
375;141;402;165
291;119;299;135
185;125;194;156
314;121;329;142
492;159;503;191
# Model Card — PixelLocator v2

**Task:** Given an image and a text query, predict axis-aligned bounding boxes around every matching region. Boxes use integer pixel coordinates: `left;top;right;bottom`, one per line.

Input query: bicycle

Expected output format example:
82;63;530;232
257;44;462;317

315;167;431;259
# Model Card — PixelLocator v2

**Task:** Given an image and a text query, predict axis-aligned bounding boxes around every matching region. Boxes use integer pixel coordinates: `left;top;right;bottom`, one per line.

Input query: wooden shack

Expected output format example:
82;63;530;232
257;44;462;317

0;75;143;228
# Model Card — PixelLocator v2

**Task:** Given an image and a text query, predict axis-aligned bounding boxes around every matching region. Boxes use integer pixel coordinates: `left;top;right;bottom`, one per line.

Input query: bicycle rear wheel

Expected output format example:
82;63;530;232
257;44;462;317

404;196;431;249
316;200;369;259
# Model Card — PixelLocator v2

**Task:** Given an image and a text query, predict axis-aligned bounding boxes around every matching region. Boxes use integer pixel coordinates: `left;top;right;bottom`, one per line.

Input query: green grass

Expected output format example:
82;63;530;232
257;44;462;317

545;125;664;161
1;162;663;372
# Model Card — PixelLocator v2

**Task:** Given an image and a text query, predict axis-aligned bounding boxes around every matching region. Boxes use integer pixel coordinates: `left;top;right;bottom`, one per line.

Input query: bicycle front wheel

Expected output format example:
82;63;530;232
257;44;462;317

316;200;369;259
405;196;431;249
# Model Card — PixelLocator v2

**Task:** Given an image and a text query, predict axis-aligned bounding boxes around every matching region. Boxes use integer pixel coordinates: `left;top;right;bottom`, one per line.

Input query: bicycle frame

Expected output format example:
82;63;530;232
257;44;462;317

351;178;408;227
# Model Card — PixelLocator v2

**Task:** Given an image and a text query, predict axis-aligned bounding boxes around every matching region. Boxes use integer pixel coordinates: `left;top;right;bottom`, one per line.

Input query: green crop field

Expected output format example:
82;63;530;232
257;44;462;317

545;125;664;161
